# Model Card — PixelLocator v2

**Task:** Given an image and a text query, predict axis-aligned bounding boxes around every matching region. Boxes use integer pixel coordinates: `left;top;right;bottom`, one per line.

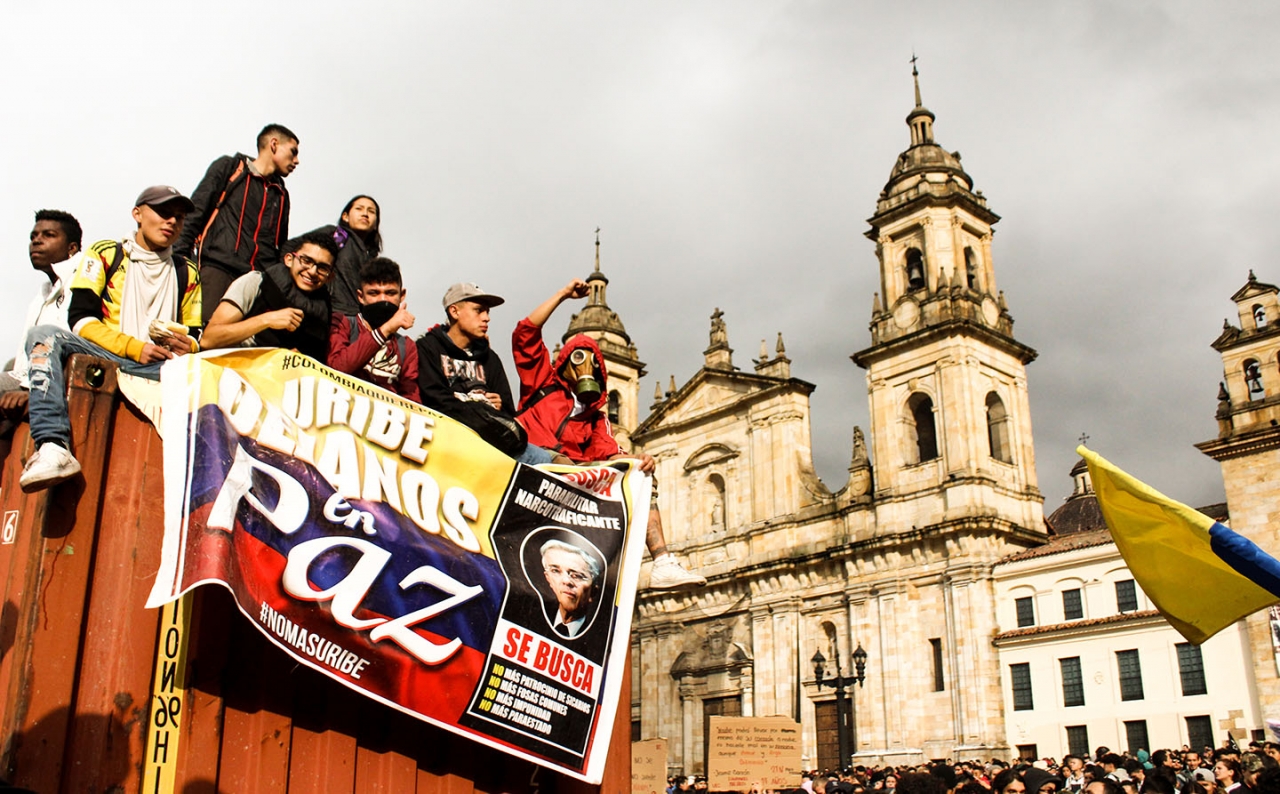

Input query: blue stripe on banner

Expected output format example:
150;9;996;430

1208;521;1280;599
188;405;508;652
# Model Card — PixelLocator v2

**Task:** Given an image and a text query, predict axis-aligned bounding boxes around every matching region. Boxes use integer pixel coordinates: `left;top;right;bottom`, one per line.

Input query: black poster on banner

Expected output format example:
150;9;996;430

459;464;630;769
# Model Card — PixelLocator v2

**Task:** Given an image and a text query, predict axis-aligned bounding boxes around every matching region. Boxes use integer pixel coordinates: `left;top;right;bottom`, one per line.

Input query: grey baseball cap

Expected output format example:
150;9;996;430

135;185;195;213
442;282;505;309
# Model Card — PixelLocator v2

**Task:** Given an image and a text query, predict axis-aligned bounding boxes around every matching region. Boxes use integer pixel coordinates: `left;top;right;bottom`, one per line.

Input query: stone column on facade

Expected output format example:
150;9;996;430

644;622;685;768
935;355;965;478
930;361;950;472
681;682;696;773
962;355;983;478
1012;373;1037;497
845;588;870;755
950;215;965;289
774;603;799;723
981;233;996;296
921;216;936;293
942;575;962;746
750;605;770;719
878;235;895;305
965;569;1004;752
874;589;903;752
745;421;761;524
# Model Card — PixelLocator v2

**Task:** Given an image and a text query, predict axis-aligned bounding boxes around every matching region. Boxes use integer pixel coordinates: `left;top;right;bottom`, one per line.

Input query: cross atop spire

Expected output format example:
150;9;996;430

911;52;922;108
594;227;601;273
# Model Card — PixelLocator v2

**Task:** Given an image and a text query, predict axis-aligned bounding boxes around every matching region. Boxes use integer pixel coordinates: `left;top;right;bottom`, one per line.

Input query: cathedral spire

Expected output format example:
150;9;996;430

566;229;632;340
912;54;923;108
906;56;936;146
593;227;604;277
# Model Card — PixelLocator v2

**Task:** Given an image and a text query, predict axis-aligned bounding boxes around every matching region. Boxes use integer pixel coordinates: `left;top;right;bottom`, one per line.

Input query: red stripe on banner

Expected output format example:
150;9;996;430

180;503;489;724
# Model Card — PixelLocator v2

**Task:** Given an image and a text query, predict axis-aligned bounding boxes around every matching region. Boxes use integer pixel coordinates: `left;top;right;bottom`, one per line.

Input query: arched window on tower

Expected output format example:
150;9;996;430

706;473;726;531
1254;304;1267;329
964;247;979;290
1245;359;1265;401
986;392;1012;463
906;248;926;291
905;393;938;464
607;390;621;424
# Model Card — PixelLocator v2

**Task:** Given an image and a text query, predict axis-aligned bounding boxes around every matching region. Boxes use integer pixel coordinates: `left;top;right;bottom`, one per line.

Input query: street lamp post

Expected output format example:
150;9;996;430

812;643;868;771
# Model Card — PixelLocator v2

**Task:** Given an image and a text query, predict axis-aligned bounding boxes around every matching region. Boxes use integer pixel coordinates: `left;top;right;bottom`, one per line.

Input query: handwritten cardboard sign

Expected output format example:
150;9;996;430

632;738;668;794
707;716;801;792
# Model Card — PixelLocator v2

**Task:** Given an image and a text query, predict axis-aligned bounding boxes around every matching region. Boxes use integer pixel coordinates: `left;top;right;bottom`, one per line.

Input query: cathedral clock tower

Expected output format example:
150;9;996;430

852;65;1045;535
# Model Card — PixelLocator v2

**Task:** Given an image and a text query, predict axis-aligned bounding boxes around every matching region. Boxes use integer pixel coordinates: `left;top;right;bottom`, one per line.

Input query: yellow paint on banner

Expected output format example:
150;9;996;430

141;595;191;794
195;349;516;558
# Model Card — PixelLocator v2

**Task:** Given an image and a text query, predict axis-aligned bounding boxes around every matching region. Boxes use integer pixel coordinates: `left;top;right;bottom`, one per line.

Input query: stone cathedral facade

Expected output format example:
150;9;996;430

564;74;1052;773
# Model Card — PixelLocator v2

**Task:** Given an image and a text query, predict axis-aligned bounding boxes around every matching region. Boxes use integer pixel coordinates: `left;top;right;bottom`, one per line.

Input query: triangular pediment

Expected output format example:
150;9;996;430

1231;272;1280;303
637;367;815;435
663;378;753;423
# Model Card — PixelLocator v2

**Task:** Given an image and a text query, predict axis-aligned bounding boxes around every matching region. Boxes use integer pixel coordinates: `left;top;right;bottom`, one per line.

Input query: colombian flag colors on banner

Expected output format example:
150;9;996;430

1078;445;1280;644
146;348;649;783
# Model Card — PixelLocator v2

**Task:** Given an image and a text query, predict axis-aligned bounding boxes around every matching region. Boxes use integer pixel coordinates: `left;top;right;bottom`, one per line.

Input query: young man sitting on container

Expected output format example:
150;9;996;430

326;257;419;400
512;278;705;590
0;210;86;430
200;229;338;360
417;282;563;466
21;187;202;492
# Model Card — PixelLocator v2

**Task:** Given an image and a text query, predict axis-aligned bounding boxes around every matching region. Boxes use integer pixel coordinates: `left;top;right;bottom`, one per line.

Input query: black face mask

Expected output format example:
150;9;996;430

359;300;398;329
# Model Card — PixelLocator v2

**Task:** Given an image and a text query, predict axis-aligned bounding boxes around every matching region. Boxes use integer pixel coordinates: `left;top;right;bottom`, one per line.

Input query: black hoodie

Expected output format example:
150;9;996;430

176;153;290;276
416;325;525;455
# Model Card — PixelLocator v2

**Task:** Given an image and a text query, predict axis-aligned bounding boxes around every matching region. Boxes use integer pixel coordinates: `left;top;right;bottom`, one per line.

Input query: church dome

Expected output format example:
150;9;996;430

1045;458;1107;536
874;65;984;214
883;144;972;198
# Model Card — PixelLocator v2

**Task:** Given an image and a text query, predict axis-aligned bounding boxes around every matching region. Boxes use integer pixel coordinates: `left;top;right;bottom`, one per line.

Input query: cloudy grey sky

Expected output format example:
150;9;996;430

2;2;1276;512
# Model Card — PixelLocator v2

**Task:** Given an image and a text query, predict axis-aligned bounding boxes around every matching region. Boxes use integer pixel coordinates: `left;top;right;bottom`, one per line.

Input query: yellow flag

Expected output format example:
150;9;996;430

1078;445;1279;644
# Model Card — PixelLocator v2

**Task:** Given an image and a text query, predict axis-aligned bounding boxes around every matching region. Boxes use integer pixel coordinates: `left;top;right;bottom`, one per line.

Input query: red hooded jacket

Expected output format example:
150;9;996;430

511;318;622;463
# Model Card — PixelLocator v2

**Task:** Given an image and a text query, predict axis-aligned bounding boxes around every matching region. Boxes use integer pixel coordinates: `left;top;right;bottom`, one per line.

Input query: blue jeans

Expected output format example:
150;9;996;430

515;443;556;466
25;325;163;448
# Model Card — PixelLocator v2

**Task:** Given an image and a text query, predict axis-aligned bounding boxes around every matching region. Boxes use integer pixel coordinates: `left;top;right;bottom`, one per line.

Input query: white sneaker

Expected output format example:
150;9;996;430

20;443;81;493
648;556;706;590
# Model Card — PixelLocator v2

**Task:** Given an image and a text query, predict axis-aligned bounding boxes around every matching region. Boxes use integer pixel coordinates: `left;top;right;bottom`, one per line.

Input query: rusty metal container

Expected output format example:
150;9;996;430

0;357;630;793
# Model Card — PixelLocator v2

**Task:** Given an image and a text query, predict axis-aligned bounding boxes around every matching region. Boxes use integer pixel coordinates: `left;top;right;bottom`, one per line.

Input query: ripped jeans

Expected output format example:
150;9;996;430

25;325;162;449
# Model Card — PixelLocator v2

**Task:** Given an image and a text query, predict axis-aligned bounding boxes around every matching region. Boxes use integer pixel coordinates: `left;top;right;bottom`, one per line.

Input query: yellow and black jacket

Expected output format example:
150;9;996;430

68;239;202;361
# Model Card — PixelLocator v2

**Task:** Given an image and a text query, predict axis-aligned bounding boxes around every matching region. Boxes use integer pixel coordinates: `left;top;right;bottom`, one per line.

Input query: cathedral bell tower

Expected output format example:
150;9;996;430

1195;271;1280;717
851;65;1044;534
564;232;647;450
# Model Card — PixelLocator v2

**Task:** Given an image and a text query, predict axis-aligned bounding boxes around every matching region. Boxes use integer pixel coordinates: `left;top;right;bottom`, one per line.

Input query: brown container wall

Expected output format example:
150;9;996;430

0;356;631;793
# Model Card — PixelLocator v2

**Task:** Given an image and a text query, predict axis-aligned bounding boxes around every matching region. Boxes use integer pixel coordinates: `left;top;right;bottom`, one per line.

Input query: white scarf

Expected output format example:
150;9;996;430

120;237;180;340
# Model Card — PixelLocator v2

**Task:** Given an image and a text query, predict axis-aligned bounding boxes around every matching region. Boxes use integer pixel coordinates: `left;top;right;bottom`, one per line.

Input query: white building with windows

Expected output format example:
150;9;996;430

993;461;1260;760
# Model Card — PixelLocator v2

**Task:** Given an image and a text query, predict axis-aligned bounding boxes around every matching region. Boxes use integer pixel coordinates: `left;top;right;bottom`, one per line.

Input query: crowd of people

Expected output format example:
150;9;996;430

7;123;706;590
663;741;1272;794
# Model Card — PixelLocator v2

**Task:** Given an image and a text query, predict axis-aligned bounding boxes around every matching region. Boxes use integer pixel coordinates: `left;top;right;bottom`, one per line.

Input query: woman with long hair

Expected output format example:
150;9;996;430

1214;758;1242;794
319;194;383;315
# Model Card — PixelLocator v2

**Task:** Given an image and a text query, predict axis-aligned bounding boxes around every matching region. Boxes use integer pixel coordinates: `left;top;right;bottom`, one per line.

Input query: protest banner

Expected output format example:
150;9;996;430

145;348;647;783
631;738;668;794
707;716;802;792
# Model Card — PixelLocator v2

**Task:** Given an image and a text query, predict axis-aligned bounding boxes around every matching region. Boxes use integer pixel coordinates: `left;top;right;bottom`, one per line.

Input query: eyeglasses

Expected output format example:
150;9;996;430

545;565;591;583
292;253;334;278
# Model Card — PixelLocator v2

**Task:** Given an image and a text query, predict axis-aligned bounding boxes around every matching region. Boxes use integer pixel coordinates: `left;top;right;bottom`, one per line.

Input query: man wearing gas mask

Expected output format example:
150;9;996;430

512;278;705;591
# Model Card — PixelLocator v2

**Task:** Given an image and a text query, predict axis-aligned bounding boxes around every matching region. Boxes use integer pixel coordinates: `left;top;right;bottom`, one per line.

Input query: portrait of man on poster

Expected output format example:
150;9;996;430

537;536;604;639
